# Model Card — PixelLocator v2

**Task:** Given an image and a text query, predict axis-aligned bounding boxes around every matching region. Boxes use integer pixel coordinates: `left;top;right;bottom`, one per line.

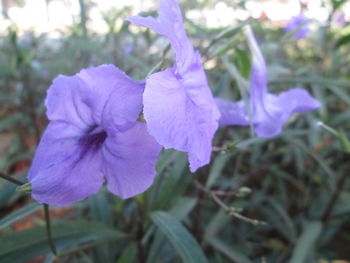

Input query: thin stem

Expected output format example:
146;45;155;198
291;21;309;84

146;43;170;76
321;167;349;222
316;121;339;137
0;173;58;256
209;191;263;225
44;204;58;256
0;172;24;185
136;201;146;263
78;0;88;38
195;181;266;226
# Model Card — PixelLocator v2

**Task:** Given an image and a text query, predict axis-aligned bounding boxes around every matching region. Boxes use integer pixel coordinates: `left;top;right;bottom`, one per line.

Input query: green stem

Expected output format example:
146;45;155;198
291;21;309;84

44;204;58;256
321;167;349;222
0;172;24;185
78;0;88;38
0;172;58;256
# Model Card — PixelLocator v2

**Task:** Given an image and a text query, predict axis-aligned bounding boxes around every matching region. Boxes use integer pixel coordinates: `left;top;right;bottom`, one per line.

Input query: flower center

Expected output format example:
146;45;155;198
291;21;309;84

78;126;107;158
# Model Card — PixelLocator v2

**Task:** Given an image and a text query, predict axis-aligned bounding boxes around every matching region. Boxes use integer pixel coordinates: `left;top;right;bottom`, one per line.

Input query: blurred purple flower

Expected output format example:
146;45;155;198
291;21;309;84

284;14;310;39
28;65;161;206
332;12;345;26
127;0;220;172
124;44;134;54
216;27;321;138
41;69;49;78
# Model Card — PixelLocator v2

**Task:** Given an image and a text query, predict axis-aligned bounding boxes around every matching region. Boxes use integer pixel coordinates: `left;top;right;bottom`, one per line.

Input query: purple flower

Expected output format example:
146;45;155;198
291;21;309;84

127;0;220;172
216;27;321;138
124;44;134;54
332;12;345;27
284;14;310;40
28;65;162;206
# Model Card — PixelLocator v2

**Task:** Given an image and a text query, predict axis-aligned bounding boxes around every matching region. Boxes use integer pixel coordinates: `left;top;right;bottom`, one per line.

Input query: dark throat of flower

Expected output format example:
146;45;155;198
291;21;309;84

77;126;107;160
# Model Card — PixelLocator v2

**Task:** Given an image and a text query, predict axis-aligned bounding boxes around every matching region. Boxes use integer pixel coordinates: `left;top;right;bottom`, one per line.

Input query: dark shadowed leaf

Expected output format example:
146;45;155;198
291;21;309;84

0;221;126;263
150;211;209;263
207;237;253;263
0;202;41;230
289;221;322;263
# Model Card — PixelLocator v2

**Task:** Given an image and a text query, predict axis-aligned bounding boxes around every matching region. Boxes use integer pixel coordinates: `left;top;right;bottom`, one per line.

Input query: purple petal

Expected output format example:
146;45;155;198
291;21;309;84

143;65;219;172
245;27;320;137
248;58;281;137
245;27;289;137
127;0;194;73
253;94;285;138
46;64;144;131
77;64;145;130
275;88;321;117
244;27;269;117
30;64;153;205
294;27;311;39
284;15;310;39
128;0;220;171
284;15;307;32
126;16;162;35
332;12;346;26
45;75;94;129
250;62;268;114
28;121;105;206
218;27;320;138
102;122;162;199
254;89;321;138
215;98;249;126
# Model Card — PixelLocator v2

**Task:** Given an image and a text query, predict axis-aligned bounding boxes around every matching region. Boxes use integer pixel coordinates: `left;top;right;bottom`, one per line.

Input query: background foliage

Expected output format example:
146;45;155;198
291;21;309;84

0;0;350;262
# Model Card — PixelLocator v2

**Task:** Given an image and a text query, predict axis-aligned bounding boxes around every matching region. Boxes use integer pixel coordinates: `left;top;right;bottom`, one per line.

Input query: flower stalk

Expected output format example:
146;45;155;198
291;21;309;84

0;172;24;186
0;172;57;256
44;204;58;256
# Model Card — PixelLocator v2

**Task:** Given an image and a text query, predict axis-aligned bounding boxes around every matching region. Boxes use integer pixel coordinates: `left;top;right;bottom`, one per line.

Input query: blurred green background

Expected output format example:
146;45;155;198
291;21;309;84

0;0;350;262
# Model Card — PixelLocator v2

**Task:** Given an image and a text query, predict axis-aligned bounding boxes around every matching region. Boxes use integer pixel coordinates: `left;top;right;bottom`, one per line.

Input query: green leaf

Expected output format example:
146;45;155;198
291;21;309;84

0;92;16;103
290;139;336;190
206;153;233;187
331;0;348;11
115;243;137;263
222;56;253;135
213;39;236;57
89;193;114;263
0;113;23;132
338;129;350;153
269;76;350;89
289;221;322;263
264;198;297;241
156;149;179;174
150;211;209;263
152;152;190;210
332;192;350;216
222;56;249;90
335;33;350;49
0;203;41;230
233;48;251;79
0;221;126;263
211;20;251;44
145;197;197;263
325;85;350;107
169;197;197;221
207;237;252;263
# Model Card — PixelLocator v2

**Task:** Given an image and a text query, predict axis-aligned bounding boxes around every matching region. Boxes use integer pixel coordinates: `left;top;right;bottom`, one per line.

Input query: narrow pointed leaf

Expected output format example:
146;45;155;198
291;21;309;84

289;221;322;263
0;221;126;263
0;203;41;230
150;211;209;263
